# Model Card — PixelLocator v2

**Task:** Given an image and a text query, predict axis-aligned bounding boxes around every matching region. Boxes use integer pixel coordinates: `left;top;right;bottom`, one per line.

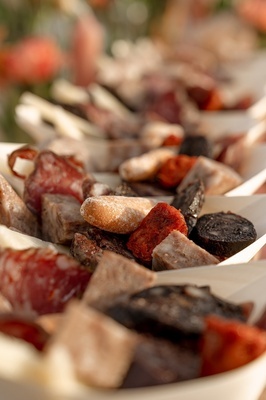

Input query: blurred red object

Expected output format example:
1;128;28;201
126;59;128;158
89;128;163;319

1;37;63;85
88;0;113;8
237;0;266;31
71;13;104;87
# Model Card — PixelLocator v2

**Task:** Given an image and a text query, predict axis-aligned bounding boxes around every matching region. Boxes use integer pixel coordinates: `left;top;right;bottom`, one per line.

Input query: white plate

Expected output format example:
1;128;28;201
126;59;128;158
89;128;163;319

0;262;266;400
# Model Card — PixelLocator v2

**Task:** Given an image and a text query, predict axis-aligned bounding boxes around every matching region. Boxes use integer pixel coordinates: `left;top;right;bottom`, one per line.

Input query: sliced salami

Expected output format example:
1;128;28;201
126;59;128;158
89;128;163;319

0;247;92;316
0;314;49;351
24;150;86;215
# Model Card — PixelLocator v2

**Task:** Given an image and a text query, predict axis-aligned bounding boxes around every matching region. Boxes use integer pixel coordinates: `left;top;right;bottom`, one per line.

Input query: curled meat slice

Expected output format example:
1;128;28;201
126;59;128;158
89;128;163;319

0;314;49;351
8;145;38;179
0;247;91;316
24;150;86;215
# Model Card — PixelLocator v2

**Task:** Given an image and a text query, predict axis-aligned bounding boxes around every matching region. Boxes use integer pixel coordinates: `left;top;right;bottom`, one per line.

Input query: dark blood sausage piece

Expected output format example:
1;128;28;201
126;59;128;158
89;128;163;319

0;314;49;351
23;150;86;215
126;202;188;267
171;179;205;234
190;211;257;258
0;247;92;316
106;284;249;342
201;315;266;376
179;135;213;158
121;335;201;388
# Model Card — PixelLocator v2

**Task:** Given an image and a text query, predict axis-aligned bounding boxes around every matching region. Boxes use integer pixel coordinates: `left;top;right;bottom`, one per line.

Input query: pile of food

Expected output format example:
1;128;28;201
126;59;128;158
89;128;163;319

0;5;266;398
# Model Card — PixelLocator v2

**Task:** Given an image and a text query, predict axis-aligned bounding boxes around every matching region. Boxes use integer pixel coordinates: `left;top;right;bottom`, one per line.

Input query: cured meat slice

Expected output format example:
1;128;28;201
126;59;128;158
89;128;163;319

152;230;219;271
191;211;257;257
127;202;188;266
0;314;49;351
0;247;92;316
7;145;38;179
47;301;138;388
41;194;89;244
106;285;249;341
24;150;86;215
177;156;243;195
201;315;266;376
82;250;156;311
171;179;205;234
0;173;40;238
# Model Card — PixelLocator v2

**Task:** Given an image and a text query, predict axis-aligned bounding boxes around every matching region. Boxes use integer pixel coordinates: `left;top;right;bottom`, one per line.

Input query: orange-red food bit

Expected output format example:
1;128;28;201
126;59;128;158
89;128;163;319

156;154;197;189
162;134;183;147
127;202;188;266
201;315;266;377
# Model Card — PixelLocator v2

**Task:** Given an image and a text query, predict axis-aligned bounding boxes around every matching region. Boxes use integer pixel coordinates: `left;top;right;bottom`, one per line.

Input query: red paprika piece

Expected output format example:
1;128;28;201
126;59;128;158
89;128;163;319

201;315;266;377
156;154;197;189
127;202;188;266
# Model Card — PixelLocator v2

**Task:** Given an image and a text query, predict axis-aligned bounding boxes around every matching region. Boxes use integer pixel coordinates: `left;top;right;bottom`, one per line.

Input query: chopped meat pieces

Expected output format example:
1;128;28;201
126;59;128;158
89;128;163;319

152;230;219;271
127;202;188;266
24;150;86;215
0;247;91;316
41;194;89;244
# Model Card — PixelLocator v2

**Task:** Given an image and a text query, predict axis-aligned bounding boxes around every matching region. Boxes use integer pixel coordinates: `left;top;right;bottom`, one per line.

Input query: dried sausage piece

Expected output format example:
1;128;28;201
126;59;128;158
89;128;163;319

127;202;188;267
171;179;205;234
191;211;257;257
201;315;266;376
0;247;92;316
106;284;249;341
156;155;197;189
8;145;38;179
0;314;49;351
179;135;213;158
24;150;86;215
122;336;201;388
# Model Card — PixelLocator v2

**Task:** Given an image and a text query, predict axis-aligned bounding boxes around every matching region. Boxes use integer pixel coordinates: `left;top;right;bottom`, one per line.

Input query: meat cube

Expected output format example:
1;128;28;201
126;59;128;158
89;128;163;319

122;336;201;388
70;233;103;272
177;156;243;195
42;194;89;245
152;230;219;271
82;250;156;311
0;173;40;238
71;226;136;272
47;301;138;388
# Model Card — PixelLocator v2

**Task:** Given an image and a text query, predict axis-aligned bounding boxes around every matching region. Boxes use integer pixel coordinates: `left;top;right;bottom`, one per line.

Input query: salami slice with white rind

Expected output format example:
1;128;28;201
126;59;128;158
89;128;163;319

24;150;86;215
0;247;91;316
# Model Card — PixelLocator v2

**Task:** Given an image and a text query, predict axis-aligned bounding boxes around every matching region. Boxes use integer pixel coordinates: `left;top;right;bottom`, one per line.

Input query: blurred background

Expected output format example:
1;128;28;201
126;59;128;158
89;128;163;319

0;0;266;142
